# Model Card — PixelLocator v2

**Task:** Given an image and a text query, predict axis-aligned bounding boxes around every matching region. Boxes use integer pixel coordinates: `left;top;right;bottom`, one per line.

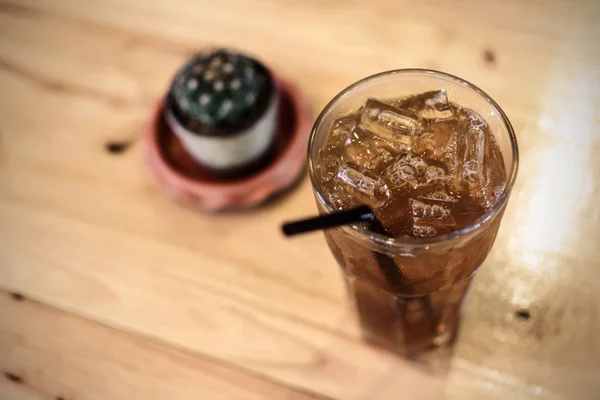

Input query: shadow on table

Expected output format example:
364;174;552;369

310;303;454;400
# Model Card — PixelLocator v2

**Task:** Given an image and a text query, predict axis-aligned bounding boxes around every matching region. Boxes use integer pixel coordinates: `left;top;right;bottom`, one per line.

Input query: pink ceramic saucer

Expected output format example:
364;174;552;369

142;75;313;211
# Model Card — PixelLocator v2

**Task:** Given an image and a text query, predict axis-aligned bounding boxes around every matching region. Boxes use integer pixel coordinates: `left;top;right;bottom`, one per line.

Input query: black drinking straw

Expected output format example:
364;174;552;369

282;205;387;236
281;206;404;292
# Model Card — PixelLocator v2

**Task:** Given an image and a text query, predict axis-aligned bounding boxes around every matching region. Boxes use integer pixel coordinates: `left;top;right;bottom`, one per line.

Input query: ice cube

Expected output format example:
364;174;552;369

343;134;394;171
409;199;452;220
335;163;391;208
327;117;387;170
385;163;419;189
359;99;423;151
332;116;357;137
365;147;394;170
409;198;457;232
413;120;455;159
484;165;506;207
414;214;457;230
412;225;437;238
319;155;342;183
457;127;486;189
422;165;448;184
327;185;355;210
384;154;428;189
457;107;487;133
329;116;358;148
394;89;454;120
345;140;375;168
419;190;458;203
482;136;507;207
406;154;428;174
374;197;412;237
443;131;459;174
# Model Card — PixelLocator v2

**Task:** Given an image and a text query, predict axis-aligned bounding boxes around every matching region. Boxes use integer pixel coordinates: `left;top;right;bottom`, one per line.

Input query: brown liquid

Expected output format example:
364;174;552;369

317;90;507;355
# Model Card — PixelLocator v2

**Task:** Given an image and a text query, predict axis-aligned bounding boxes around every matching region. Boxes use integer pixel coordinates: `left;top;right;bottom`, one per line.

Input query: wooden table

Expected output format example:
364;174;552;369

1;1;599;399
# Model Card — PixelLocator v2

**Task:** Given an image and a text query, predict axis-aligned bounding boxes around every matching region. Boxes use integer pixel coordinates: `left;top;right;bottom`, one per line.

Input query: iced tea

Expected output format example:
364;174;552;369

309;70;517;355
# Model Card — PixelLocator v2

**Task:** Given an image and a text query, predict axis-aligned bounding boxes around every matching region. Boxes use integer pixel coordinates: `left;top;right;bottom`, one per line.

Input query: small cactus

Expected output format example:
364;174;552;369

167;48;275;136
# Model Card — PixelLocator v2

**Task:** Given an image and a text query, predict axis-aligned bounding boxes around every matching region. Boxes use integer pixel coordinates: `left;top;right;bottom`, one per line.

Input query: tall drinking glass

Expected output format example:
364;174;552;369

308;70;518;356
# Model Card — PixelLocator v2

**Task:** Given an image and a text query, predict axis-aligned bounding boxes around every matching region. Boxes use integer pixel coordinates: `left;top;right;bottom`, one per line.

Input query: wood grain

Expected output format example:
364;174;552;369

1;0;599;399
0;291;325;400
0;381;46;400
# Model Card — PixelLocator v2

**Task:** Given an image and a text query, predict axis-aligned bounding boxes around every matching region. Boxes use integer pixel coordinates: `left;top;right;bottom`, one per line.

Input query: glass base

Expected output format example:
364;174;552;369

347;276;469;357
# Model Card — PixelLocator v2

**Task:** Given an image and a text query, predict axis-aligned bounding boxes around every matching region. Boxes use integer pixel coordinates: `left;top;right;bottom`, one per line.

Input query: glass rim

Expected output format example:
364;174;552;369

307;68;519;248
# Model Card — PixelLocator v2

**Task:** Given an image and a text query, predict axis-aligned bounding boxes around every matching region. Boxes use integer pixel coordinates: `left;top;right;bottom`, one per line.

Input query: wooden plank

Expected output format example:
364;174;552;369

4;0;600;112
0;291;327;400
0;379;47;400
0;203;447;400
1;1;599;400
